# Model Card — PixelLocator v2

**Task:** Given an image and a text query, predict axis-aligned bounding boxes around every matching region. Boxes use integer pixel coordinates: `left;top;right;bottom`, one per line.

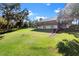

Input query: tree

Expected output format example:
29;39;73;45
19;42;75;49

0;3;29;29
0;17;7;29
71;6;79;25
32;20;39;28
14;8;29;28
0;3;20;29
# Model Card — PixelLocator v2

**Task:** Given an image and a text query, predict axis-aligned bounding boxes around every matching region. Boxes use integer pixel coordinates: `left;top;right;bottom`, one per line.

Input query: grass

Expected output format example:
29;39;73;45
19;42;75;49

0;28;79;56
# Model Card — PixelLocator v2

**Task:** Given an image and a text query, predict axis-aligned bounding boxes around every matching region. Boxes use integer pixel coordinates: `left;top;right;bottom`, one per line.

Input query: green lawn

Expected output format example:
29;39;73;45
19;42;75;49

0;28;79;56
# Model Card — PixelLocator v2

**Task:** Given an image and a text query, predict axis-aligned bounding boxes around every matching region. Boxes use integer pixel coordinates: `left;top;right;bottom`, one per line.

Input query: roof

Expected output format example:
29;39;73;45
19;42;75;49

37;20;58;26
38;16;58;22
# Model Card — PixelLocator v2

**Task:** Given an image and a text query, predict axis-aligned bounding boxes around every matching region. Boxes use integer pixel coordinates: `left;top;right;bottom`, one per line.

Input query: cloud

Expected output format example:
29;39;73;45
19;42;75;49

46;3;51;6
28;10;38;17
28;10;33;16
35;16;48;20
54;8;61;13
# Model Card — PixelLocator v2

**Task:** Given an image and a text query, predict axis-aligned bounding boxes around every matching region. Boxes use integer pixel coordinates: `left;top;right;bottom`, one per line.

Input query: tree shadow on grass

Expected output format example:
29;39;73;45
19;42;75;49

57;29;79;38
0;29;17;35
57;39;79;56
0;35;4;40
69;32;79;38
31;29;53;33
32;29;79;38
0;28;27;35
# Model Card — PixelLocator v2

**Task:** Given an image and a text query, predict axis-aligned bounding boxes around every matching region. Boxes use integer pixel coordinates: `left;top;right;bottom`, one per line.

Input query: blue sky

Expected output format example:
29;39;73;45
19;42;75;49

21;3;65;20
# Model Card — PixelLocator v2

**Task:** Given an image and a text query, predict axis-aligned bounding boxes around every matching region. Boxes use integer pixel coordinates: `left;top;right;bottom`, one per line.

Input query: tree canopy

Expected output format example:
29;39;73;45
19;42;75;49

0;3;29;30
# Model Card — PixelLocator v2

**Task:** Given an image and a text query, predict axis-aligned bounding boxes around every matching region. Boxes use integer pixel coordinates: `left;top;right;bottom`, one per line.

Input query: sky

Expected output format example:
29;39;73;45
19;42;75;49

21;3;65;21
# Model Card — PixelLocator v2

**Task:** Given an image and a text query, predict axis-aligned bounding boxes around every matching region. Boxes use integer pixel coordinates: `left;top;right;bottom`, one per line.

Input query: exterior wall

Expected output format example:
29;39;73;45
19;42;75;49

38;26;43;29
46;25;52;29
37;25;58;29
53;25;58;29
59;24;70;29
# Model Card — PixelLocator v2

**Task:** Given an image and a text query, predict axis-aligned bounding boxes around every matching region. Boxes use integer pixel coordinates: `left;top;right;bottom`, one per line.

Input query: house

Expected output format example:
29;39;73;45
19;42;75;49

37;20;58;29
36;17;58;29
36;16;71;30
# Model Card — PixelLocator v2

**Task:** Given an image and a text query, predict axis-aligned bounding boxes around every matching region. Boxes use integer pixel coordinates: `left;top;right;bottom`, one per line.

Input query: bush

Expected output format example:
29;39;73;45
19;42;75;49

57;39;79;56
0;17;7;29
69;25;79;30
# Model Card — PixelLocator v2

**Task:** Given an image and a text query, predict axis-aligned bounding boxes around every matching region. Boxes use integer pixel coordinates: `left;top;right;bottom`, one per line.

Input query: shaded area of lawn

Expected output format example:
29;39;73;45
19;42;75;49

0;28;28;35
69;32;79;38
0;35;4;40
58;29;79;38
0;28;18;34
32;29;53;33
57;39;79;56
32;28;79;38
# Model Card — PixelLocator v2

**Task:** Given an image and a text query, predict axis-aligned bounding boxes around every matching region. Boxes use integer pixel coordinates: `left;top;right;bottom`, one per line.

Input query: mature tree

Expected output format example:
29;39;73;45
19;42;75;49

14;8;29;28
71;6;79;25
0;3;20;29
0;3;29;29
